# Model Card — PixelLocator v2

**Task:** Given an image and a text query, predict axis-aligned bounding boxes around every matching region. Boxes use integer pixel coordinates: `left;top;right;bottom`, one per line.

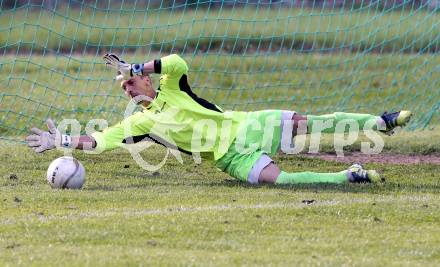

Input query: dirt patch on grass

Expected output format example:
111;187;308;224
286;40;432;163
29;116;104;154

303;152;440;165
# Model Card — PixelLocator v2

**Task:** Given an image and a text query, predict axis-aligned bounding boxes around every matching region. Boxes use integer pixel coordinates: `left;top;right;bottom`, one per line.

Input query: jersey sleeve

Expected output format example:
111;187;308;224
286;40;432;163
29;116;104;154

91;111;151;152
154;54;189;90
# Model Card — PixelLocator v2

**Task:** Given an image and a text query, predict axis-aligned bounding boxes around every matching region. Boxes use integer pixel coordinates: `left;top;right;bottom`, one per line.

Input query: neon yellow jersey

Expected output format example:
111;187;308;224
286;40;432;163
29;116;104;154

92;54;247;160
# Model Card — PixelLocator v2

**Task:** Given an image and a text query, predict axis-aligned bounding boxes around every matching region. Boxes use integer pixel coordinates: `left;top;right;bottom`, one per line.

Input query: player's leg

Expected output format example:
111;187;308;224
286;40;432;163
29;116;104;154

257;160;381;184
217;109;383;185
291;113;307;136
289;111;412;135
215;133;381;184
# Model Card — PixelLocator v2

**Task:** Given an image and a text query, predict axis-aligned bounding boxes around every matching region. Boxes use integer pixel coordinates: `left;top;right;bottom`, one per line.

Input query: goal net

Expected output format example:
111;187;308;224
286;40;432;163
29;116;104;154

0;0;439;141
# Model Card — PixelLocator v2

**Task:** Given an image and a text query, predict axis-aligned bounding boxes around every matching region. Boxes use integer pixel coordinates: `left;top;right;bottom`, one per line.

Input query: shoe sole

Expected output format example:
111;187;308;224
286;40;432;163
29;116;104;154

397;110;412;127
367;170;384;183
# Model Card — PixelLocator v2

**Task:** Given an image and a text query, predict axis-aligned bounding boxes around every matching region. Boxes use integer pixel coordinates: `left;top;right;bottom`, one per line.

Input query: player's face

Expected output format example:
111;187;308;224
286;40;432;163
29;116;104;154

121;76;155;106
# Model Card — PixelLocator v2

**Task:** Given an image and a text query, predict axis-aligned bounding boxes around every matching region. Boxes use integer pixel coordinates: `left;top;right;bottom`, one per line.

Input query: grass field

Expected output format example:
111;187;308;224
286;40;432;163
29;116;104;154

1;138;440;266
1;7;439;53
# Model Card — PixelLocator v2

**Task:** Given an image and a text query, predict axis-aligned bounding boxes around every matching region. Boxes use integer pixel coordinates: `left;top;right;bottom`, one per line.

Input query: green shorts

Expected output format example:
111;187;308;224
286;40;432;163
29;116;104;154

215;110;295;183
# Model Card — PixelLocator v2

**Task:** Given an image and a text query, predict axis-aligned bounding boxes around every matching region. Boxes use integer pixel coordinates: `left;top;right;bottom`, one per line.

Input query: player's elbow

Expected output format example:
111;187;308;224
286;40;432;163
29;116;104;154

161;54;189;75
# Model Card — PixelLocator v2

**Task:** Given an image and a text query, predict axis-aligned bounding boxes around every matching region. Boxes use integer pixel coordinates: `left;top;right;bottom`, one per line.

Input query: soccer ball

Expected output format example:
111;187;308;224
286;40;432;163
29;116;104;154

47;156;85;189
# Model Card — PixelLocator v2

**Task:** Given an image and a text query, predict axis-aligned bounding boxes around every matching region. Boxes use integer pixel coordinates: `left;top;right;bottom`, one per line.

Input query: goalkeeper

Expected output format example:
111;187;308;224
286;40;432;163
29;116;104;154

26;54;412;185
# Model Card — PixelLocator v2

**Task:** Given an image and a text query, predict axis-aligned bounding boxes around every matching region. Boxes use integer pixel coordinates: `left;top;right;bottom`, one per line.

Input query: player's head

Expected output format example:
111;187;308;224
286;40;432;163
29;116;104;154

121;75;155;107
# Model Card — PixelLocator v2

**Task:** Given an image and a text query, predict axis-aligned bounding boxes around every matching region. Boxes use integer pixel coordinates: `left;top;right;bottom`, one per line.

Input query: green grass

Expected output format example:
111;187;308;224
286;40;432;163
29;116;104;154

318;129;440;155
1;142;440;266
1;6;439;53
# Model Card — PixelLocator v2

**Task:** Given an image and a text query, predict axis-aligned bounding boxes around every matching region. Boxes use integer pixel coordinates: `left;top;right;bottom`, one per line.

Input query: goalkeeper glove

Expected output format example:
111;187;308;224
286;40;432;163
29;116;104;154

103;53;144;80
26;119;72;153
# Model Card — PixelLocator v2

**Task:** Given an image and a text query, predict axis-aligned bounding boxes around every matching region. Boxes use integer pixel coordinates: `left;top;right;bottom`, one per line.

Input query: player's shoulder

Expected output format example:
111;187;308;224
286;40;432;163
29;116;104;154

160;54;189;76
161;54;185;64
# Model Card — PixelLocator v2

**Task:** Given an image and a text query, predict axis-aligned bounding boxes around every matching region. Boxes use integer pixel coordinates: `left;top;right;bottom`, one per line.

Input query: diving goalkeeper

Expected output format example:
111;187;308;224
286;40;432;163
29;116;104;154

25;54;412;185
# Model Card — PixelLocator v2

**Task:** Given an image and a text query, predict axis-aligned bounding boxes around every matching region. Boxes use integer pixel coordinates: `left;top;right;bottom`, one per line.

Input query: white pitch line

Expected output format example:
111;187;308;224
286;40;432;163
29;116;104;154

0;195;435;225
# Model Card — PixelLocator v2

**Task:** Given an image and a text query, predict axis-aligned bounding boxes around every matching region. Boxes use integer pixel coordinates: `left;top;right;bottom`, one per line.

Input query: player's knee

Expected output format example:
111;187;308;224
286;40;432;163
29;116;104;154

248;155;280;184
292;114;308;135
292;113;306;121
247;155;278;184
258;163;280;184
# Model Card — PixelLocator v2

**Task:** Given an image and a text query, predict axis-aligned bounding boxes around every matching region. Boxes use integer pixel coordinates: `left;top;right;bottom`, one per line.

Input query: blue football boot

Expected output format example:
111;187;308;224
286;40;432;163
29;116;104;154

347;164;382;183
380;110;412;135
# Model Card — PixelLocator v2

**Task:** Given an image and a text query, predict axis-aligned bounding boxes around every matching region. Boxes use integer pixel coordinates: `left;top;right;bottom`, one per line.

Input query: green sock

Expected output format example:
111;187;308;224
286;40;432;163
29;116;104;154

275;171;348;184
307;112;382;133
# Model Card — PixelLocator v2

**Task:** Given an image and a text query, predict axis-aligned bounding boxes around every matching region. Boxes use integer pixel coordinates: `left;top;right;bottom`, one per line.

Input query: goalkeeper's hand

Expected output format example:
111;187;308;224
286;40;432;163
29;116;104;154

103;53;144;80
26;119;71;153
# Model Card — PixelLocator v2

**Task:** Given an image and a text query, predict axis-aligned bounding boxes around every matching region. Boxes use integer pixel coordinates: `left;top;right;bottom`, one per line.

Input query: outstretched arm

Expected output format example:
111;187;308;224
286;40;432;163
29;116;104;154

25;119;96;153
140;60;155;74
103;54;156;80
27;111;155;154
103;53;187;80
73;135;96;150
